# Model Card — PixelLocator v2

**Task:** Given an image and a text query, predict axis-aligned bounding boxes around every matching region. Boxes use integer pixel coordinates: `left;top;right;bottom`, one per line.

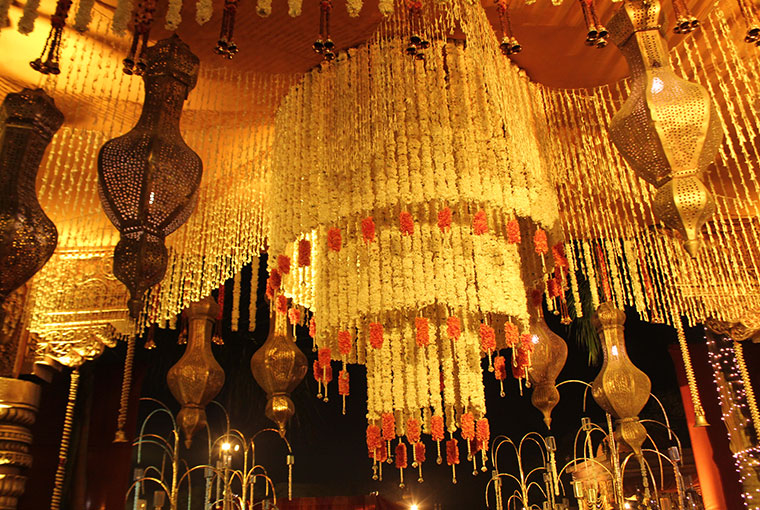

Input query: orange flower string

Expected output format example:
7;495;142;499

338;369;349;414
406;418;421;445
367;424;382;455
437;207;452;231
431;415;444;464
494;355;507;396
461;412;475;460
381;412;396;441
399;211;414;235
415;317;430;347
504;322;519;348
338;330;352;358
507;219;521;244
446;438;459;483
414;441;426;482
369;322;384;349
472;209;488;235
446;316;461;340
288;307;301;324
298;239;311;267
395;442;408;487
318;347;332;369
476;419;490;470
534;228;549;255
277;254;291;274
552;243;569;269
479;323;497;372
268;269;282;291
361;216;376;243
276;295;288;315
327;227;342;252
313;359;323;399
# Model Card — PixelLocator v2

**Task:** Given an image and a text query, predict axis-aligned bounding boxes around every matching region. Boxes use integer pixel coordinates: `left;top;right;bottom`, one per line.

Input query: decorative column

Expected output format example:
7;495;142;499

0;377;41;510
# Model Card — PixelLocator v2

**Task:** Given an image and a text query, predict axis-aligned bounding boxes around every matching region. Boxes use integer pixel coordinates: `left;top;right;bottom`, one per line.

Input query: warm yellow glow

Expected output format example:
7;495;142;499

410;504;419;510
221;442;231;452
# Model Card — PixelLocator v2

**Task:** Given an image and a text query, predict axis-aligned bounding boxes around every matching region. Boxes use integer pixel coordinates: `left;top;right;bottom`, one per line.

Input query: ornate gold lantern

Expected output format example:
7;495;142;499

0;377;41;510
167;296;225;448
98;35;202;317
251;304;307;437
0;89;63;307
608;0;723;257
526;293;567;429
591;302;651;455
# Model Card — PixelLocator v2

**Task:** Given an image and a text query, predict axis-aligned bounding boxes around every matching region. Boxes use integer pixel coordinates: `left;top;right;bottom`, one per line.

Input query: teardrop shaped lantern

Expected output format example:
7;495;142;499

251;303;307;437
167;296;225;448
608;0;723;257
0;89;63;307
526;292;567;429
98;35;202;317
591;302;651;455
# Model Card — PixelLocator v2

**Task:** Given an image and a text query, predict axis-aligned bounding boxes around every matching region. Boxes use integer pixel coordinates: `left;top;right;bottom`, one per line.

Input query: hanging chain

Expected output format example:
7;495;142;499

50;368;80;510
114;335;135;442
676;321;708;425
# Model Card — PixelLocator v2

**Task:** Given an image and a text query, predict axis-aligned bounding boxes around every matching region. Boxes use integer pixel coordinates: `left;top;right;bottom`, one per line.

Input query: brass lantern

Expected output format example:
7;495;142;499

167;296;225;448
591;302;651;455
608;0;723;257
98;35;202;317
527;295;567;429
0;89;63;306
251;304;307;437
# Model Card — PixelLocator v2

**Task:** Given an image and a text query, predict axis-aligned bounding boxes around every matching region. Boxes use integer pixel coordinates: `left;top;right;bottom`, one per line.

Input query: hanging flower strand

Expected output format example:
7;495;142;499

29;0;73;74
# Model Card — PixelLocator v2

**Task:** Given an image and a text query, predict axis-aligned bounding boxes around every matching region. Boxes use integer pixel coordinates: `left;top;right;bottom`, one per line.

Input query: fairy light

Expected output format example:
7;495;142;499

705;326;760;509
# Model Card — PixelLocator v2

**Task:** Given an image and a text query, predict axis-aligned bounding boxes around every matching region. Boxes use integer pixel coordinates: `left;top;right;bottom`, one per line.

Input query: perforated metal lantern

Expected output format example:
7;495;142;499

608;0;723;257
0;89;63;307
98;35;202;317
251;305;307;437
167;296;225;448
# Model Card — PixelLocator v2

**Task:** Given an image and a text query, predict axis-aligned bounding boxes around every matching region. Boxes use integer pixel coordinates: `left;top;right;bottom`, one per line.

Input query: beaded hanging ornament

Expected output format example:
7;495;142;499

30;0;73;74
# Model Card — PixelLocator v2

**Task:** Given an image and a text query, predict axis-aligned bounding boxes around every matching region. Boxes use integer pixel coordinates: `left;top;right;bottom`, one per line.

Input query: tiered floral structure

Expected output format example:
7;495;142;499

267;3;564;475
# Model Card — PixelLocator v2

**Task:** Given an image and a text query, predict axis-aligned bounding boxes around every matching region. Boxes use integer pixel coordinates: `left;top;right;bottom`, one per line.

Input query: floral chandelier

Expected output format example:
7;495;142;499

267;3;567;479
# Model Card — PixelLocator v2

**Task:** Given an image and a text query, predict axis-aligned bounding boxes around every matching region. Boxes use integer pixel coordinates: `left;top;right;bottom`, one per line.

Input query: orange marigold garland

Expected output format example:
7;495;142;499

446;438;460;483
461;412;475;460
479;323;497;371
446;316;461;340
415;317;430;347
288;306;301;324
367;424;382;479
533;228;549;255
313;359;323;399
276;294;288;315
414;441;426;482
406;418;421;444
494;355;507;397
298;239;312;267
277;254;291;274
504;322;519;348
476;418;490;470
338;369;349;414
507;219;521;244
369;322;384;349
472;209;488;235
327;227;342;252
437;206;452;232
395;442;408;487
338;330;352;360
399;211;414;235
361;216;376;243
268;268;282;291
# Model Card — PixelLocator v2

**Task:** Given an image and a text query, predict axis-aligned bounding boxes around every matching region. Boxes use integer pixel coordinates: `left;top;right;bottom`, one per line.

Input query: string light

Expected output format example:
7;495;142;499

705;326;760;509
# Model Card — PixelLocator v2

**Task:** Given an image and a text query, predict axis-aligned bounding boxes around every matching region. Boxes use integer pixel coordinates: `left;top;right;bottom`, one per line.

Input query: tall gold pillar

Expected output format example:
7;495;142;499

0;377;40;510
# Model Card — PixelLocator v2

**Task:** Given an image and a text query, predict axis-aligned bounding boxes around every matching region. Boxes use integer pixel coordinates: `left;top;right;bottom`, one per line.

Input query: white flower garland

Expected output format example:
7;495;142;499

231;270;240;332
346;0;362;17
248;256;259;332
287;0;302;17
378;0;393;16
17;0;41;35
165;0;182;30
195;0;212;25
111;0;132;35
73;0;96;32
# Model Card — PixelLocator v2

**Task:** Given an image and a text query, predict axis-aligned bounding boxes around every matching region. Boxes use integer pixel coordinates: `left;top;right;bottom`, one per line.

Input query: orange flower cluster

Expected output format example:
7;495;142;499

395;442;408;469
406;418;421;443
362;216;376;243
472;210;488;235
298;239;311;267
431;415;445;441
381;412;396;441
288;307;301;324
476;418;490;448
494;355;507;380
277;254;291;274
533;228;548;254
369;322;384;349
276;294;287;314
327;227;342;252
415;317;430;347
460;412;475;440
446;439;460;465
504;322;519;348
399;211;414;235
338;369;350;396
338;330;352;355
507;219;521;243
446;316;461;340
479;323;496;353
437;206;452;231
